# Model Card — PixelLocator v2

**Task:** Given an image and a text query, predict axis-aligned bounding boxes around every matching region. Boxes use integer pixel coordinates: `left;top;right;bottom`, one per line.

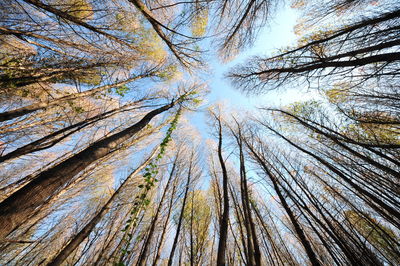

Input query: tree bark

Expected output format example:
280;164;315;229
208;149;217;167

215;114;229;266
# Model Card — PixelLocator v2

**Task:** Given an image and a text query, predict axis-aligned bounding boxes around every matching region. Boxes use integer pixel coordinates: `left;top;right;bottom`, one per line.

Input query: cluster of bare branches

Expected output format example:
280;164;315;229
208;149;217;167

228;6;400;93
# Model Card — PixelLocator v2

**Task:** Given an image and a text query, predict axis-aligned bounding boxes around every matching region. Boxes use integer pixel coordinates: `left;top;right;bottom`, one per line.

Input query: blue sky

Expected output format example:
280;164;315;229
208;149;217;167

187;5;322;137
207;5;300;108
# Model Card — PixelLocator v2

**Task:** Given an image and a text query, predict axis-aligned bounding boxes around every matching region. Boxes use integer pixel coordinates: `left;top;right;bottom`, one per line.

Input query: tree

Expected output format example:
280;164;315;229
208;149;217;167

209;109;230;266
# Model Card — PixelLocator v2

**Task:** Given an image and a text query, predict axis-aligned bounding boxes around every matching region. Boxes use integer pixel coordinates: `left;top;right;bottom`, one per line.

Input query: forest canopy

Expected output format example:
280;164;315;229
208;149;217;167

0;0;399;265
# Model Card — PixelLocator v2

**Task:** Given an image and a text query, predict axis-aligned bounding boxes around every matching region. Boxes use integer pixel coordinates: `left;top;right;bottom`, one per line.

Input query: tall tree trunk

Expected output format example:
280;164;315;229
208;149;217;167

214;114;229;266
274;110;400;177
0;100;179;239
275;159;364;265
270;177;321;266
0;62;109;89
240;155;261;266
189;192;195;266
232;125;261;266
251;201;286;266
228;184;248;265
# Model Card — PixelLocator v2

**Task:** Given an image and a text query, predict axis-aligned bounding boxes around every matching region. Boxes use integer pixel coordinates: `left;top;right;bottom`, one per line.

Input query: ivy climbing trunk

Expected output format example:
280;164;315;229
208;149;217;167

136;152;178;266
116;107;183;265
47;148;158;266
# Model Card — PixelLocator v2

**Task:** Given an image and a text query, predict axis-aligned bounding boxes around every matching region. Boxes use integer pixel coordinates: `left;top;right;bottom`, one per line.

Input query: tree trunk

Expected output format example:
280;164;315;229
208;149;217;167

215;115;229;266
233;126;261;266
0;100;178;239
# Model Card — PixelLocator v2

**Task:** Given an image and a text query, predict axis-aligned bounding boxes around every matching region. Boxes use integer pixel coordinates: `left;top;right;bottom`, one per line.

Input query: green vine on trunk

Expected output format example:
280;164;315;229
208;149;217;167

116;107;182;266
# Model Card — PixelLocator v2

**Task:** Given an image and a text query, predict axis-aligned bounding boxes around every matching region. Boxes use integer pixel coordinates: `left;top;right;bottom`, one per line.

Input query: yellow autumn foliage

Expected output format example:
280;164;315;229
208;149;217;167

191;9;209;37
51;0;94;21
